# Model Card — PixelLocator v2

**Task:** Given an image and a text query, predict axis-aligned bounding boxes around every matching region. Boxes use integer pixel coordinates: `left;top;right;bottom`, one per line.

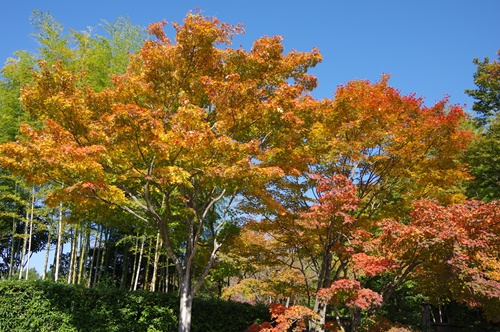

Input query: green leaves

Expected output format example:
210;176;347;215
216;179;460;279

465;49;500;123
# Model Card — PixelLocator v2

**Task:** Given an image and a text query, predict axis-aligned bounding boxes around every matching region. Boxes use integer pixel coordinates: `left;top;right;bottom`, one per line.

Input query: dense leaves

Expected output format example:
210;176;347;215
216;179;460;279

465;49;500;122
0;10;498;332
0;280;269;332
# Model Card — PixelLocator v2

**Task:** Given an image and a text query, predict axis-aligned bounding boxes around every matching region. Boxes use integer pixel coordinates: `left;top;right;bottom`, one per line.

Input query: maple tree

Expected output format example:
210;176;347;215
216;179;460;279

226;75;473;330
315;75;472;218
0;12;322;332
369;199;500;322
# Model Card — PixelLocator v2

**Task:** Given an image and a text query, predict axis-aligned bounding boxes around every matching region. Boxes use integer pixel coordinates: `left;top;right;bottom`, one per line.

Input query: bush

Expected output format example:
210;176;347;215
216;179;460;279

0;280;269;331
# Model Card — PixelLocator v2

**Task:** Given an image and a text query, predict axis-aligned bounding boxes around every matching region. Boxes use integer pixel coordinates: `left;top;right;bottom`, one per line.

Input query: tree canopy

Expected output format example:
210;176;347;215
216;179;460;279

0;10;498;332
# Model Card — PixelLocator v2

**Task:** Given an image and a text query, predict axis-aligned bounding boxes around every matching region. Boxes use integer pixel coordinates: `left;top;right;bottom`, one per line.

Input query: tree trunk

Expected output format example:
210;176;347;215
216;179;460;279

144;236;152;290
87;227;97;287
24;187;35;280
77;223;90;285
310;296;328;332
96;229;110;283
130;232;140;290
351;308;361;332
133;234;146;291
18;210;28;280
90;226;104;287
178;274;193;332
71;227;80;285
54;201;64;282
8;213;16;278
120;243;129;288
42;221;52;280
150;231;161;292
108;245;119;283
8;182;19;279
310;248;334;332
422;304;432;332
67;227;74;284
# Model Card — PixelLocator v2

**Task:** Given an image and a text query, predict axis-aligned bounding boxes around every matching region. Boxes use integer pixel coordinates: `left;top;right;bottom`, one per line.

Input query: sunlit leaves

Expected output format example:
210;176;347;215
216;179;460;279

465;49;500;122
317;279;382;310
373;199;500;321
315;75;472;219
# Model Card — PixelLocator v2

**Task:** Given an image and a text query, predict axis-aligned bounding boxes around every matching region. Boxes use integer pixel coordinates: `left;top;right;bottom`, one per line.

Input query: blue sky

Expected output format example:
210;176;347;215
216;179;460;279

2;1;499;273
2;0;500;108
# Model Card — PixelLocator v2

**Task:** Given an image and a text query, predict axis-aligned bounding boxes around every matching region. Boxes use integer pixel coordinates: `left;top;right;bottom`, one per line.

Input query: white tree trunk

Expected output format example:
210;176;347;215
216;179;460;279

178;275;193;332
133;234;146;291
54;202;64;282
24;188;35;280
150;231;161;292
18;210;28;280
130;232;140;290
42;223;51;280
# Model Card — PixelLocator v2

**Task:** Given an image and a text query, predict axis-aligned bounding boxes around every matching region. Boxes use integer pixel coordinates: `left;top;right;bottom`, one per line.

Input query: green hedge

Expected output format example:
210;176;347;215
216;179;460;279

0;280;269;332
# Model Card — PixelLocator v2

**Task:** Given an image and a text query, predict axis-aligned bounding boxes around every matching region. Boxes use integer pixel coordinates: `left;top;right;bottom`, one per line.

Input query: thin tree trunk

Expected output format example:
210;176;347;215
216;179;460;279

120;243;129;288
103;229;112;281
67;227;74;284
9;213;17;278
111;245;119;283
42;220;52;280
18;210;28;280
78;223;90;285
24;218;33;280
54;201;64;282
97;229;110;282
165;256;170;293
9;211;17;279
89;226;104;287
143;236;152;290
24;187;35;280
130;232;140;290
87;232;95;287
8;183;18;279
133;234;146;291
150;231;162;292
71;227;79;285
422;304;432;332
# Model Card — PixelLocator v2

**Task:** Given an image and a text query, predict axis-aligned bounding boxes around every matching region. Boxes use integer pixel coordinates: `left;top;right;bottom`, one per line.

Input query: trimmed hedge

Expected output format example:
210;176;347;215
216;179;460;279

0;280;269;332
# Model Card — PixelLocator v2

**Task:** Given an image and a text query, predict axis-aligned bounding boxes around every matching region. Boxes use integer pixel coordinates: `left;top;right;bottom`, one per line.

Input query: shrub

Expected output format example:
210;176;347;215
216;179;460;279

0;280;268;332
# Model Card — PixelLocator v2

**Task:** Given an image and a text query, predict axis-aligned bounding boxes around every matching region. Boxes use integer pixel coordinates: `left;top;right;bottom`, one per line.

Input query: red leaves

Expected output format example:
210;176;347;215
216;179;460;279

374;199;500;319
352;252;395;276
317;279;382;309
245;303;318;332
301;174;358;228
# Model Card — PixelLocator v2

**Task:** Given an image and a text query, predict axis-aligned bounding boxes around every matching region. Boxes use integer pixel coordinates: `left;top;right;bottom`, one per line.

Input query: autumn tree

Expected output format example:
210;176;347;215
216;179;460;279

0;12;322;331
368;199;500;323
226;76;473;331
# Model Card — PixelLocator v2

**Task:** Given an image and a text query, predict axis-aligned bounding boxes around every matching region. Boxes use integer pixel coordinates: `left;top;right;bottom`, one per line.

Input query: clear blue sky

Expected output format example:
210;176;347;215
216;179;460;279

2;1;499;273
2;0;500;108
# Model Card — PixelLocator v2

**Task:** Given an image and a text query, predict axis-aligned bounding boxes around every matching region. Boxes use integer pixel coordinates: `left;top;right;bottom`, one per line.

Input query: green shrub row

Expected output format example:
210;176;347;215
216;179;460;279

0;280;269;332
